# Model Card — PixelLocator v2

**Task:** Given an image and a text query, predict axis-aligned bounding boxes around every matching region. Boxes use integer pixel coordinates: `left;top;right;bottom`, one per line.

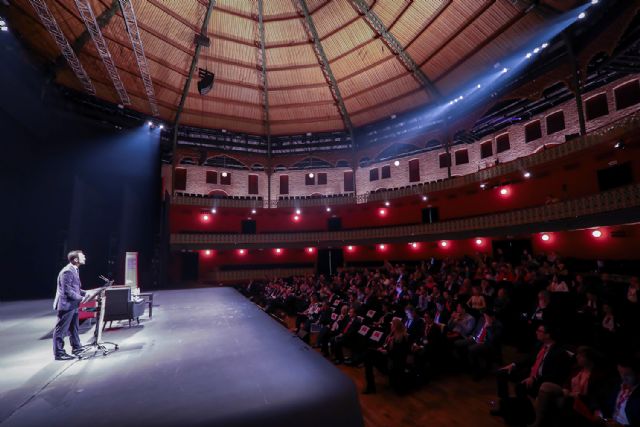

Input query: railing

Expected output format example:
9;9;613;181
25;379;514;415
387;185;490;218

171;110;640;210
171;183;640;247
173;194;266;209
203;267;315;282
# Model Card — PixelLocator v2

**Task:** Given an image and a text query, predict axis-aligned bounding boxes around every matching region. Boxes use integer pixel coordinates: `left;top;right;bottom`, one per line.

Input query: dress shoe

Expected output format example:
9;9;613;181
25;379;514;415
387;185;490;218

55;353;76;361
72;348;85;356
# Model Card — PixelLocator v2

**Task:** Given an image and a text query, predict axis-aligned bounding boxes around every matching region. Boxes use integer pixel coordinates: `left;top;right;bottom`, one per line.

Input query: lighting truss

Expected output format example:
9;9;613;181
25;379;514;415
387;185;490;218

117;0;159;116
74;0;130;105
28;0;95;95
349;0;441;99
257;0;271;157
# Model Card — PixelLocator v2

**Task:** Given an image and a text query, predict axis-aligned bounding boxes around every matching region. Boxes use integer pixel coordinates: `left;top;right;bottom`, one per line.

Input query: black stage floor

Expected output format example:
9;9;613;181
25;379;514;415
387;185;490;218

0;288;363;427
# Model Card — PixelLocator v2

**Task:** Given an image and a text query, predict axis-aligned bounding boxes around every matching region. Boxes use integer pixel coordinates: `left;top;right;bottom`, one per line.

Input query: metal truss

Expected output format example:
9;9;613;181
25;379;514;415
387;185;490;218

257;0;271;158
117;0;159;116
296;0;354;139
349;0;440;99
28;0;95;95
74;0;130;105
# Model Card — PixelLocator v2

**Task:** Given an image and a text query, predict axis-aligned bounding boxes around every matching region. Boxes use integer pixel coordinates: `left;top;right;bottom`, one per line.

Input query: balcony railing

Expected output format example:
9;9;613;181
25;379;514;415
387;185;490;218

171;110;640;210
171;183;640;248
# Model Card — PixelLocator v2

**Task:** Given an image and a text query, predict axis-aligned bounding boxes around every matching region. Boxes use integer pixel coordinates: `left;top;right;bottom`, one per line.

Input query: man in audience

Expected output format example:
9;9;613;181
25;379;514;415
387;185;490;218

595;356;640;427
453;308;503;380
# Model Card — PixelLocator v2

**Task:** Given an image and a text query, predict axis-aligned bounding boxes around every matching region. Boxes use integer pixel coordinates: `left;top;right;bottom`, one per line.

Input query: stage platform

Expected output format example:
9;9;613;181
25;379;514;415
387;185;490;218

0;288;364;427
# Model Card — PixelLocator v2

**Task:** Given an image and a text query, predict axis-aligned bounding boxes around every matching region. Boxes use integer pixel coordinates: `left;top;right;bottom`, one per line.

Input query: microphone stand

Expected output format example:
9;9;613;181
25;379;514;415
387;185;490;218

77;277;119;359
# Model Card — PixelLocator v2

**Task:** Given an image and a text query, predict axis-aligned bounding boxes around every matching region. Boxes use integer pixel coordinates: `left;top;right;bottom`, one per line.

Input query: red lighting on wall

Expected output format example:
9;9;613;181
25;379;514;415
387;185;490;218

346;245;354;252
204;250;212;256
499;187;509;196
440;241;448;247
275;248;282;254
591;229;602;238
378;208;387;217
540;233;551;242
378;244;386;251
306;247;315;254
238;249;246;255
475;238;483;246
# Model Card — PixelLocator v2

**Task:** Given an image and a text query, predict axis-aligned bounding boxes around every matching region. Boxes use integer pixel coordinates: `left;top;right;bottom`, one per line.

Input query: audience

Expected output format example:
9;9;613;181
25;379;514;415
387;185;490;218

239;250;639;426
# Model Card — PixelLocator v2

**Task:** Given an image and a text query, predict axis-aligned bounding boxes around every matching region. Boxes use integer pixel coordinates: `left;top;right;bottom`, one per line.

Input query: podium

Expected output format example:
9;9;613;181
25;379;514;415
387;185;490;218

78;281;119;359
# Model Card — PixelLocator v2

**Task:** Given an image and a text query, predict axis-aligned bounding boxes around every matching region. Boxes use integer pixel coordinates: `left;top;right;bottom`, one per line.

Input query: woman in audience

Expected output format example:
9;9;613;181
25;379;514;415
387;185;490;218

363;318;410;394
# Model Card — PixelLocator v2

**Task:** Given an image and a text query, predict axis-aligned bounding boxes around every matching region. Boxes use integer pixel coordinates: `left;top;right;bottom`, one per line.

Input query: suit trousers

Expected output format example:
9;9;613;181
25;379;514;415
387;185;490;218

53;308;81;356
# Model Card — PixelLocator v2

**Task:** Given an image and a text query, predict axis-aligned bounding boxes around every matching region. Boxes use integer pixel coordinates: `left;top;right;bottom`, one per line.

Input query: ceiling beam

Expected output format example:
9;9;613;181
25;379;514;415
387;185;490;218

257;0;272;162
296;0;354;138
53;0;120;72
27;0;95;95
117;0;159;116
73;0;130;105
349;0;440;99
171;0;217;193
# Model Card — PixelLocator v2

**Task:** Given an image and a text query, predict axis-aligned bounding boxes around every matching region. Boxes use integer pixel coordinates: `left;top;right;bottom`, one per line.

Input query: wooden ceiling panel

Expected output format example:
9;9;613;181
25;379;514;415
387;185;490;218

266;45;317;69
267;67;327;89
204;39;259;68
206;62;261;88
263;0;297;18
264;18;309;46
209;8;256;46
351;90;428;126
371;0;410;29
215;0;254;18
184;97;262;122
330;38;391;81
389;0;449;46
345;74;423;113
182;112;264;134
322;19;376;60
271;119;346;136
312;0;358;39
339;58;409;98
269;104;341;122
269;87;334;106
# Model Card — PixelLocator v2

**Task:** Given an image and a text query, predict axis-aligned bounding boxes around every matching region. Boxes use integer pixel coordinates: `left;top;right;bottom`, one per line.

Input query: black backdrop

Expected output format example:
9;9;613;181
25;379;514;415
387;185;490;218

0;32;161;300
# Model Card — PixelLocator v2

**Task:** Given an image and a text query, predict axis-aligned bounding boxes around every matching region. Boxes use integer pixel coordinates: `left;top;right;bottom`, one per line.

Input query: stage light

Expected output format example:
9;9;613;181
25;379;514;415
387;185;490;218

211;208;217;214
295;209;301;215
524;172;531;178
459;95;464;100
275;248;282;254
480;183;487;189
422;195;428;201
326;207;331;212
475;239;483;245
541;233;550;241
541;43;548;49
308;173;314;178
293;215;300;222
0;20;5;26
394;160;400;167
0;26;7;32
159;124;164;130
411;242;418;249
614;140;625;149
197;68;215;95
477;84;481;89
147;121;153;126
347;245;354;252
591;0;599;4
502;67;509;73
591;229;602;238
221;172;228;178
238;249;246;255
204;250;211;256
533;47;540;54
384;201;390;207
526;52;532;59
500;188;508;196
440;241;448;247
251;209;257;214
378;244;386;251
306;247;315;254
378;208;387;216
202;214;210;221
578;12;586;19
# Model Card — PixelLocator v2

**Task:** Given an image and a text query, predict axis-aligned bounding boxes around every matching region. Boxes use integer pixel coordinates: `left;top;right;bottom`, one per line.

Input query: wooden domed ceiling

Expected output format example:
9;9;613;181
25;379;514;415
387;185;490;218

7;0;579;135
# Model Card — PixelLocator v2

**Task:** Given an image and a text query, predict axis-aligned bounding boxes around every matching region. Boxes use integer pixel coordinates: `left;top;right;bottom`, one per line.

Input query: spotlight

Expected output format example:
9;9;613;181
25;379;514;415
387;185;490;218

422;195;428;201
159;124;164;130
477;84;482;89
378;208;387;216
502;67;509;73
440;241;448;247
533;47;540;54
221;172;228;178
295;209;301;215
475;239;483;245
614;140;625;149
591;229;602;238
411;242;418;249
541;43;548;49
578;12;586;19
293;215;300;222
197;68;215;95
202;214;210;221
251;209;257;214
0;20;5;26
526;52;532;59
147;121;153;126
211;208;217;214
204;250;211;256
384;201;390;207
308;173;314;178
347;245;354;251
306;247;315;253
541;233;550;241
394;160;400;167
238;249;246;255
0;26;7;32
591;0;599;4
326;207;331;212
275;248;282;254
378;244;386;250
500;188;508;195
459;95;464;100
523;172;531;178
480;183;487;189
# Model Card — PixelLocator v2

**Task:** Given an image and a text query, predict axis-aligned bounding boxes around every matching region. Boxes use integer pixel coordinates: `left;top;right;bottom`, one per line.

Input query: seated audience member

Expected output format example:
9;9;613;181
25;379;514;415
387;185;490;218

363;318;410;394
318;305;348;356
595;356;640;427
453;309;503;380
467;285;487;315
531;346;605;427
411;311;445;382
548;275;569;293
492;323;570;422
331;307;361;364
404;305;424;344
446;303;476;341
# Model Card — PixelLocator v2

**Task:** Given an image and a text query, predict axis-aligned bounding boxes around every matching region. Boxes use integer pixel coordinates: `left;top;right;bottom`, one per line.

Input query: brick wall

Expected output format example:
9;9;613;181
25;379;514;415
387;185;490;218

162;75;640;200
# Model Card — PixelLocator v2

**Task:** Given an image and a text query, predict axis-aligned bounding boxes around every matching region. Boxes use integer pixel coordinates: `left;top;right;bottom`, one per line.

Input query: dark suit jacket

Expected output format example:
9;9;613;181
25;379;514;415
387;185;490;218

53;263;85;311
405;317;425;343
519;343;570;385
599;383;640;426
470;317;503;350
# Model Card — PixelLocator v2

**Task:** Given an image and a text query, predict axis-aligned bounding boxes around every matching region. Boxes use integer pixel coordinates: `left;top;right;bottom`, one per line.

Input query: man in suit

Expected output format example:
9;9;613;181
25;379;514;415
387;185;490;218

53;250;87;360
331;307;361;364
492;323;570;418
453;308;503;380
596;357;640;426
